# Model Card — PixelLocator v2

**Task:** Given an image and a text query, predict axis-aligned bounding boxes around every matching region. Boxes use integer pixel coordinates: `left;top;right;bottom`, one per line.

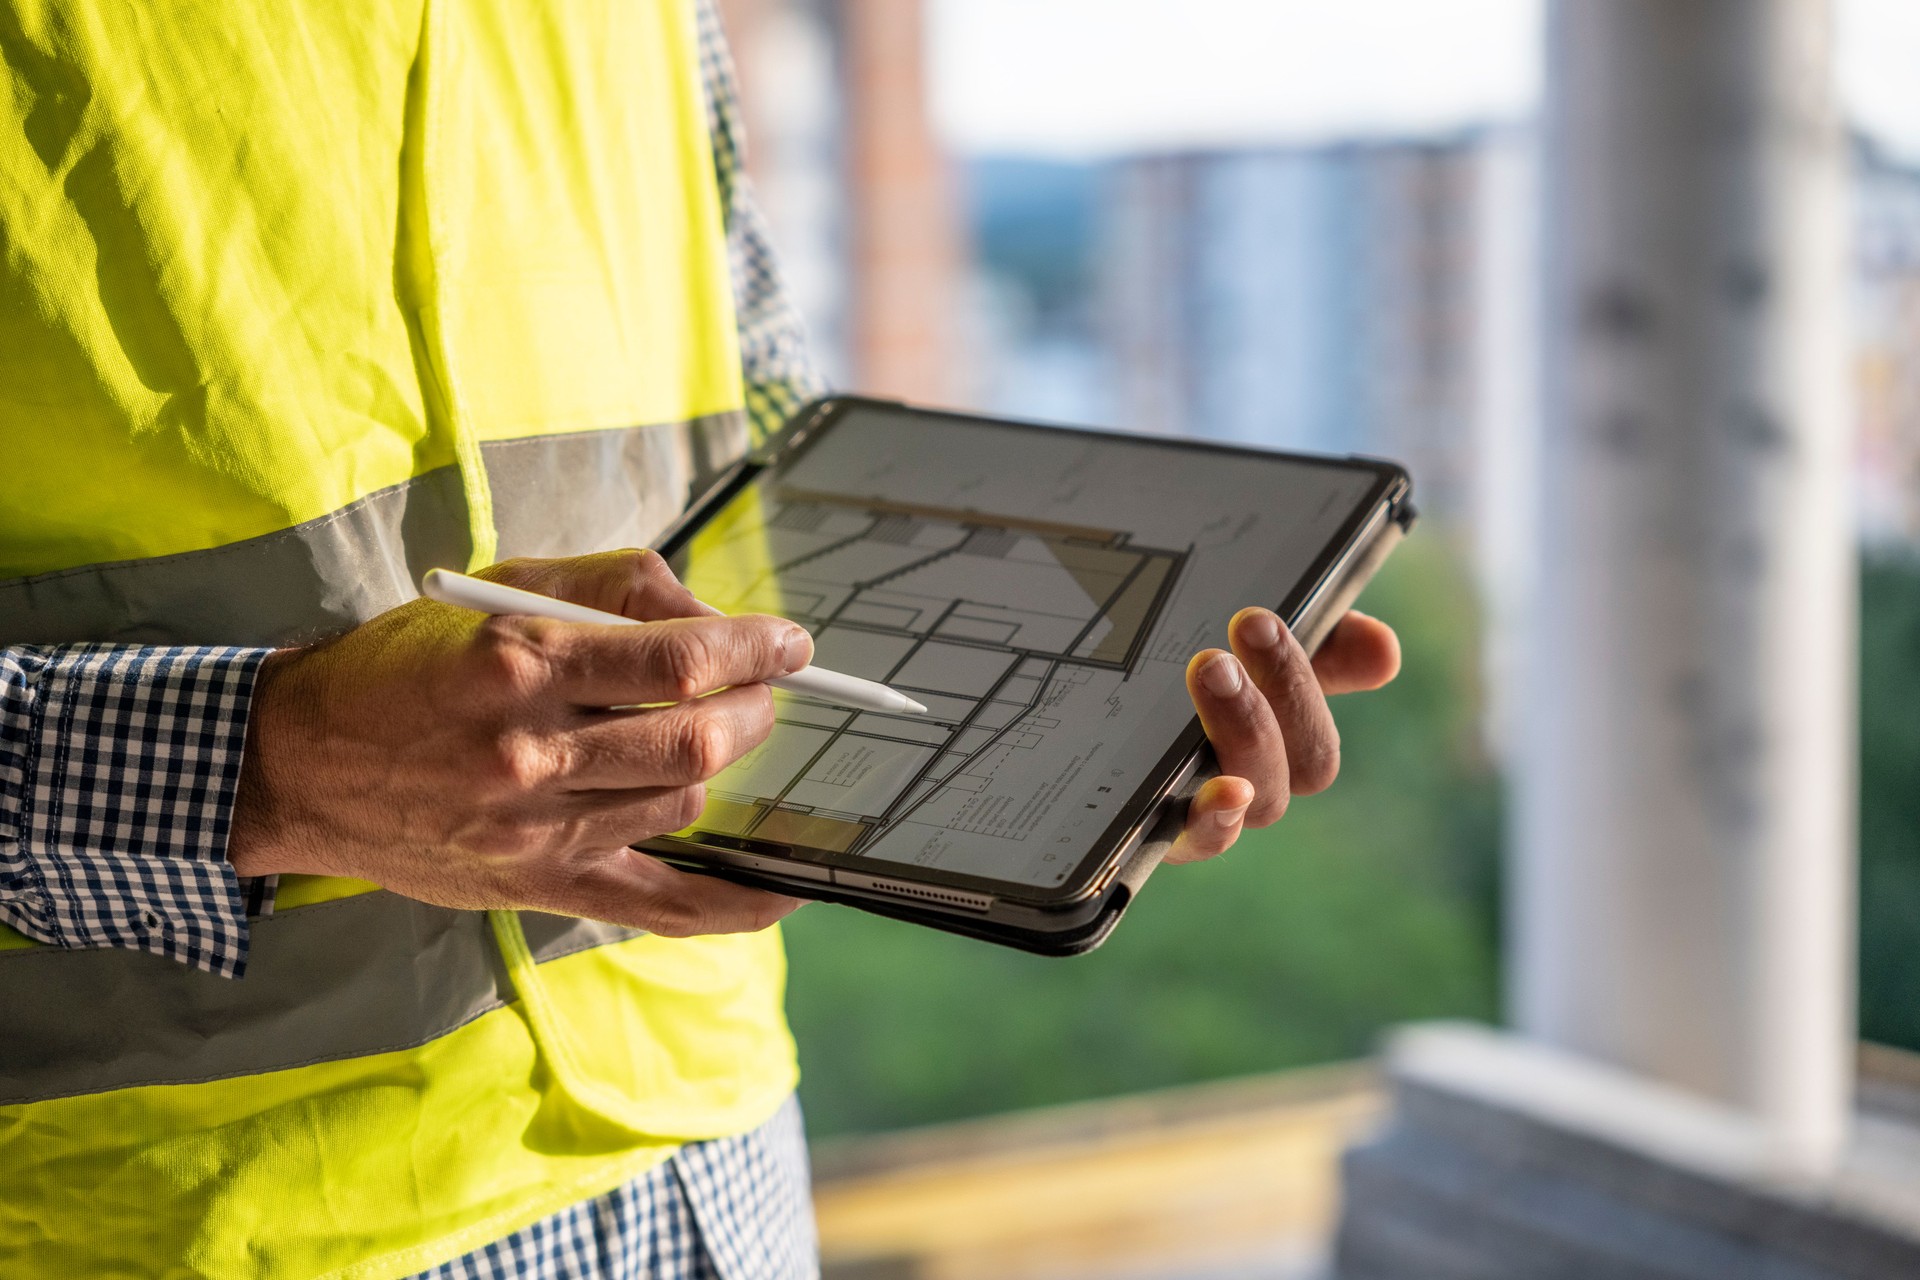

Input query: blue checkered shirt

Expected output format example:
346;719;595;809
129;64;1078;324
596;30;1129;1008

0;1;825;1274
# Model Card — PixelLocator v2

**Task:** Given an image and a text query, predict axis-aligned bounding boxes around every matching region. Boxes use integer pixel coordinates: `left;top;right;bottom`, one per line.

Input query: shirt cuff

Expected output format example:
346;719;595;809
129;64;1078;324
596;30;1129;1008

1;645;271;978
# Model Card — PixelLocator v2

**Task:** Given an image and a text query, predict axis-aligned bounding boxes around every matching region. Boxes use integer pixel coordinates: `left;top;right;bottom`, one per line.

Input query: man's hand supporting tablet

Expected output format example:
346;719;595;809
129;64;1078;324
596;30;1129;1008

230;550;814;936
1170;608;1402;864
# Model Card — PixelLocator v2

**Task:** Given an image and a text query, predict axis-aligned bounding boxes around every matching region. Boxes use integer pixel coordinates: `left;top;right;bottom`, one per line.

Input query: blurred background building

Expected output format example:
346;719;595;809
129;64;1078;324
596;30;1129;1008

716;0;1920;557
711;0;1920;1275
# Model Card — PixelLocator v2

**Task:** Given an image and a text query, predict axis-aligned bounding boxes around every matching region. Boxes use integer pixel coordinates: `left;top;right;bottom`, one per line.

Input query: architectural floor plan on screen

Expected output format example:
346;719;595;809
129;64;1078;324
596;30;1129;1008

678;487;1188;886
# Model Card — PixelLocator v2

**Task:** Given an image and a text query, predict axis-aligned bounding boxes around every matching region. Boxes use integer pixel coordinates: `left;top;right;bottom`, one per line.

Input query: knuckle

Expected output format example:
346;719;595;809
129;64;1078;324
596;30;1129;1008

1226;692;1273;741
657;629;714;699
648;896;704;938
472;617;558;698
486;732;553;792
677;714;732;782
623;546;673;585
1266;648;1306;700
1214;710;1279;775
619;547;684;612
481;556;540;587
751;617;800;677
1292;738;1342;796
1284;656;1324;709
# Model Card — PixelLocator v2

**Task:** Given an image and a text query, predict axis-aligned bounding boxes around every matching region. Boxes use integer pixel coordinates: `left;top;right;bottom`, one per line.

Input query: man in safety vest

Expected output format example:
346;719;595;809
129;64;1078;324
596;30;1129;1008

0;1;1400;1275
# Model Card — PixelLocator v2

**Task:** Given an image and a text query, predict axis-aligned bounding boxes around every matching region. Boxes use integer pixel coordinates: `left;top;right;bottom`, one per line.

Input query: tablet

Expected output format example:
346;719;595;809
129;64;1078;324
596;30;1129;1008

641;396;1414;954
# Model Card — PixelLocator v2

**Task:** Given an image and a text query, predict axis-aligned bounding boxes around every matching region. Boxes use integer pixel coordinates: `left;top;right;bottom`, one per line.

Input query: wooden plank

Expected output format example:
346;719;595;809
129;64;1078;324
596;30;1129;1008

813;1063;1384;1279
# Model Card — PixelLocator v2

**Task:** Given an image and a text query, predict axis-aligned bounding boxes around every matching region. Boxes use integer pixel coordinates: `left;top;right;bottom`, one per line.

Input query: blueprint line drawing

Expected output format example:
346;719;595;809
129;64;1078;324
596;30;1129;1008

665;410;1382;885
679;488;1188;867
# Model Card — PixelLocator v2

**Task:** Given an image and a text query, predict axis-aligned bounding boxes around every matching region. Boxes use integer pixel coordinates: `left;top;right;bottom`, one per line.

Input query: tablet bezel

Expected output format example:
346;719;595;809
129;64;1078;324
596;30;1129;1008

644;396;1411;908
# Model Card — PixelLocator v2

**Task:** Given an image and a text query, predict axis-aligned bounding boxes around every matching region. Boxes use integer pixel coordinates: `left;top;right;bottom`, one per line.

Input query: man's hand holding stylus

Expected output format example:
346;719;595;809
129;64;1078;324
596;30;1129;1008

229;550;815;935
230;549;1400;934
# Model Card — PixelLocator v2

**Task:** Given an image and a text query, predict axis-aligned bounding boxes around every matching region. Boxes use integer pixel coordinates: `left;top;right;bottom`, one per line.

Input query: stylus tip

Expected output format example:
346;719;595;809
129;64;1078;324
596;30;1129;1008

904;697;929;715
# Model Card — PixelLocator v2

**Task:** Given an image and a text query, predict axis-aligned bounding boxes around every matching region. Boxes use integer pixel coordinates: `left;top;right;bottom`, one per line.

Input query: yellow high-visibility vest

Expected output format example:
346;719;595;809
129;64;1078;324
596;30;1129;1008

0;3;797;1276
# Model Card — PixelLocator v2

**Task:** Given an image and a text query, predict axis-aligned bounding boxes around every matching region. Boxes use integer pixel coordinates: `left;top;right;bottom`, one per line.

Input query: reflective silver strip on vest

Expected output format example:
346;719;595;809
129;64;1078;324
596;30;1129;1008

0;412;749;646
0;893;643;1105
0;411;748;1104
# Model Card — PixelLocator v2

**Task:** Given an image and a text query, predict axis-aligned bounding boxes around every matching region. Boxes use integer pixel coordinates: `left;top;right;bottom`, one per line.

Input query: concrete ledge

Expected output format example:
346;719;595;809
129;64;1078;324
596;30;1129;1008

1334;1023;1920;1280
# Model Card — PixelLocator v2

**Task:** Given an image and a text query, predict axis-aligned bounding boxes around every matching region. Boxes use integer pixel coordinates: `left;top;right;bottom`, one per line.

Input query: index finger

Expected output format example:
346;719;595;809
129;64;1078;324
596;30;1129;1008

498;612;812;706
478;549;720;623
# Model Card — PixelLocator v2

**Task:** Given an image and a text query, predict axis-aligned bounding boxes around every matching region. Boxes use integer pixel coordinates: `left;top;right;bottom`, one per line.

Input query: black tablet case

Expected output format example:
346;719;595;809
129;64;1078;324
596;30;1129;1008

667;489;1416;957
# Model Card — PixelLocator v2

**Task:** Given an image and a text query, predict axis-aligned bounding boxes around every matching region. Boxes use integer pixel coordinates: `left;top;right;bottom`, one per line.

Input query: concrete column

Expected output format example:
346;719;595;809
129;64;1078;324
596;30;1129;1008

1516;0;1854;1169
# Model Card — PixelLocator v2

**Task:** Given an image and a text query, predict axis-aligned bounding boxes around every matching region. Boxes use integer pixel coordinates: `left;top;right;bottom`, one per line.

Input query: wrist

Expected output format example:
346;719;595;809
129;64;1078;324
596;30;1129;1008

228;647;318;879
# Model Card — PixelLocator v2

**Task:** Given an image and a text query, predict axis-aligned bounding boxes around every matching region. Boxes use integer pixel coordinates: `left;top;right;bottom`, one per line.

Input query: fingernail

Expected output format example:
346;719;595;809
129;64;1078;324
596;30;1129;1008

1200;651;1243;696
781;625;813;674
1241;610;1282;651
1214;802;1251;830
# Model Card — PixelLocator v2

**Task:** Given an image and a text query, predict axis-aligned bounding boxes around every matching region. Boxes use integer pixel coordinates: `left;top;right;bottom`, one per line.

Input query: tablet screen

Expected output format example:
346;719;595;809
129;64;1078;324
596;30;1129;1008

663;403;1389;898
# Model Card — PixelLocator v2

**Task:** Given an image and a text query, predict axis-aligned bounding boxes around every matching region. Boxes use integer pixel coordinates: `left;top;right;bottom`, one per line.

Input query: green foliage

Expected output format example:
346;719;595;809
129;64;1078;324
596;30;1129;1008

1859;554;1920;1051
782;537;1503;1137
781;546;1920;1137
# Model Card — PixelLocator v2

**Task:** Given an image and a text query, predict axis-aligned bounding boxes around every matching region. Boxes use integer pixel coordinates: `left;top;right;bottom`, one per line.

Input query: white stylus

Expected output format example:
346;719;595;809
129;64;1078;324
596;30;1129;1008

421;569;928;716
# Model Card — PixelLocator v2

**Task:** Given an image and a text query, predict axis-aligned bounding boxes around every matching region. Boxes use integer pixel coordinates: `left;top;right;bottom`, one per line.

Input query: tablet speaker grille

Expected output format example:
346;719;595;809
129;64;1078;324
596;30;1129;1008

837;873;993;913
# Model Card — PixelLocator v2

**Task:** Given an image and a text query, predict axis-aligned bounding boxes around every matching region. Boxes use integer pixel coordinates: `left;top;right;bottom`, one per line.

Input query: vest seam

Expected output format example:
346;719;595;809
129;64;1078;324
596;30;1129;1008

415;0;501;574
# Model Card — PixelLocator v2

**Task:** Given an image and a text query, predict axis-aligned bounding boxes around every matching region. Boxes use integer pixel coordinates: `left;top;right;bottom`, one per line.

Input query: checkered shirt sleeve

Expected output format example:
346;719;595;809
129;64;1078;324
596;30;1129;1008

0;644;271;978
695;0;831;443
